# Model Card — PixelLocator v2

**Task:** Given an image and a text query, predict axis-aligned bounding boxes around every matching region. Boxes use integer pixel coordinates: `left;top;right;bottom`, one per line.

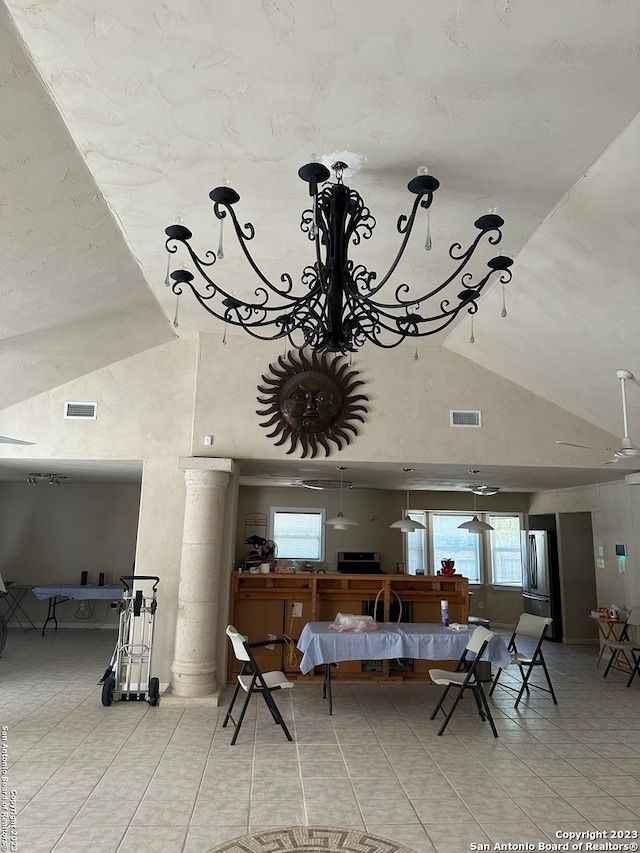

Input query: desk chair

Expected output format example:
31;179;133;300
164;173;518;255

222;625;294;745
602;607;640;687
489;613;557;707
429;625;499;737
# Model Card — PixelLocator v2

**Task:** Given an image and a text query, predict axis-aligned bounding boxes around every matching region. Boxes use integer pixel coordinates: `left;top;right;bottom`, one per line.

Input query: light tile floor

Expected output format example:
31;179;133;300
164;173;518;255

1;628;640;853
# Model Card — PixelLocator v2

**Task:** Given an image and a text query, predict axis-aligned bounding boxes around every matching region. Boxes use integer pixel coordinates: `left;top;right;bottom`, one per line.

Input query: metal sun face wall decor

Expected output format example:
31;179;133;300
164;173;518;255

256;350;369;457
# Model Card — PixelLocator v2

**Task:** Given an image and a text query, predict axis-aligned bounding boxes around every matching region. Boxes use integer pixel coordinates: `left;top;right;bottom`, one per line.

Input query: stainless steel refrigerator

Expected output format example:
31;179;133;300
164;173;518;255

522;530;562;640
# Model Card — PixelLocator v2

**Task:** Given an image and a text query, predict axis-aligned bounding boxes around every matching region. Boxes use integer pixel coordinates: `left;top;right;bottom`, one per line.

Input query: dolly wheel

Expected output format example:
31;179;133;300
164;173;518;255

148;677;160;707
101;676;115;706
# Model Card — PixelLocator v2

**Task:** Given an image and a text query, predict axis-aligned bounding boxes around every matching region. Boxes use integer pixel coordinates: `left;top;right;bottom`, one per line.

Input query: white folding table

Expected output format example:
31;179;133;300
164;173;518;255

32;584;124;635
297;621;511;714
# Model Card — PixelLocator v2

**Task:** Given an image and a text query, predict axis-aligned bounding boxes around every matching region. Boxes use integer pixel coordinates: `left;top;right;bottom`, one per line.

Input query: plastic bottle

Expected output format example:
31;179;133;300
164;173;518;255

441;600;449;627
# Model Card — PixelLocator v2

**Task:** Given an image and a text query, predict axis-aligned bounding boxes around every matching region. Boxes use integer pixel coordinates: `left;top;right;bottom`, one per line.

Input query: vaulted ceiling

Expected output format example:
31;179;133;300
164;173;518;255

2;0;640;487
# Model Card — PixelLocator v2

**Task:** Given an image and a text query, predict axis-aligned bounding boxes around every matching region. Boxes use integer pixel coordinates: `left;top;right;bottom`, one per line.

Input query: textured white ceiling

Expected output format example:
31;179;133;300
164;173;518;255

2;0;640;486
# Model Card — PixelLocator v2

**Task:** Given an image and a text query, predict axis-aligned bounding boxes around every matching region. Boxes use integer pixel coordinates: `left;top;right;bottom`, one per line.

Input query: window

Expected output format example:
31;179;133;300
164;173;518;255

405;511;427;573
432;513;481;583
270;507;326;561
403;509;524;585
488;514;523;586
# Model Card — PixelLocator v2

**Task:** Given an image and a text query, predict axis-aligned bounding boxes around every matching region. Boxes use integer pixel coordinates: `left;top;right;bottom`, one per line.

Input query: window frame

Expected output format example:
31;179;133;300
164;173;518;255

487;512;524;588
430;511;482;585
269;506;327;561
403;509;524;587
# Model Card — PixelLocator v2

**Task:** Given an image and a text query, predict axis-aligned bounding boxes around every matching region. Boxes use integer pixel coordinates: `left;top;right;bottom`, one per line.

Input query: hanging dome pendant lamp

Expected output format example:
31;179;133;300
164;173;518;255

325;466;359;530
390;468;426;533
458;470;494;533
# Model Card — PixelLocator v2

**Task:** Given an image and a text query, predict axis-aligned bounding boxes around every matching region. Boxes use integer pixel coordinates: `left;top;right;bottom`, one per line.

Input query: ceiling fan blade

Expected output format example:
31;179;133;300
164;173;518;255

555;440;602;451
0;435;35;445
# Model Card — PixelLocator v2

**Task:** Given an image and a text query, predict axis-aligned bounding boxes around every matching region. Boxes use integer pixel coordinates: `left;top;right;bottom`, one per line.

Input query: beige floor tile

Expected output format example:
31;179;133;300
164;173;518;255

182;826;249;853
565;796;639;821
116;825;188;852
52;824;126;852
5;629;640;853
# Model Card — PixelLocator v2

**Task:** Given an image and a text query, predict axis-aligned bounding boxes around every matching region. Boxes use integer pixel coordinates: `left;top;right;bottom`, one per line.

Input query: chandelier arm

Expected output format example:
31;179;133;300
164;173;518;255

449;221;502;263
215;201;300;299
364;193;427;296
362;231;506;313
166;228;302;320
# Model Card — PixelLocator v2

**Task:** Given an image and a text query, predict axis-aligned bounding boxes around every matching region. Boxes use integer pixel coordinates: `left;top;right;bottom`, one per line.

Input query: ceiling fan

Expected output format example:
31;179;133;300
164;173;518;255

556;369;640;465
0;435;34;445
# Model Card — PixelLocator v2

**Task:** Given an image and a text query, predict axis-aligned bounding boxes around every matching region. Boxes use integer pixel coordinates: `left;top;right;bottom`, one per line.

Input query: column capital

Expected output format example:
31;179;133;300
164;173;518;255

178;457;237;475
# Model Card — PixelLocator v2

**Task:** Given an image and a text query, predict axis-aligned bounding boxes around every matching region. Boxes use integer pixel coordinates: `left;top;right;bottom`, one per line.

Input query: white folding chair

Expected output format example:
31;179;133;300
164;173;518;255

429;625;499;737
222;625;294;745
602;607;640;687
489;613;557;707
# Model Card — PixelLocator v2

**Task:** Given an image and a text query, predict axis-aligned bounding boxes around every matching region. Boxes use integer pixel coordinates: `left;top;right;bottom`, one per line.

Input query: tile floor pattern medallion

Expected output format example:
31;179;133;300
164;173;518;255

207;827;417;853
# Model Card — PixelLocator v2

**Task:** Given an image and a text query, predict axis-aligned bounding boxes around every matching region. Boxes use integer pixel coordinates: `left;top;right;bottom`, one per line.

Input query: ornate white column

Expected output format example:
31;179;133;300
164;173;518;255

164;457;235;705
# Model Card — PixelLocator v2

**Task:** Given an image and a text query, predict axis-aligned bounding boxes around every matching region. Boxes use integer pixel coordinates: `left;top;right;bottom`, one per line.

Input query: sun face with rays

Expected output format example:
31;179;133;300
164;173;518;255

256;350;369;458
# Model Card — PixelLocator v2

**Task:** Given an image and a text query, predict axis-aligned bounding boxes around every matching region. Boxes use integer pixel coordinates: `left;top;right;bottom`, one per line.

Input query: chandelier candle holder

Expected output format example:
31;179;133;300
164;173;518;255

165;160;513;354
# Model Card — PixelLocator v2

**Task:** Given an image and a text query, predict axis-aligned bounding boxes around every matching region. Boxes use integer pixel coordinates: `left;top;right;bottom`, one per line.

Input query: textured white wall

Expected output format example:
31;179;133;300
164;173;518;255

193;332;622;467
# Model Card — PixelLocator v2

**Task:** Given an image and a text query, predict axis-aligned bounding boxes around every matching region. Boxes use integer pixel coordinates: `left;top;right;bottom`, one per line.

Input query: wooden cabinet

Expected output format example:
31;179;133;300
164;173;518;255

228;572;469;682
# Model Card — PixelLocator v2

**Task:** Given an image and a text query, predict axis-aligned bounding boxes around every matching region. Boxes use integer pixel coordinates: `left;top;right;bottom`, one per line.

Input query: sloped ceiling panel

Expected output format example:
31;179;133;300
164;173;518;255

0;4;175;408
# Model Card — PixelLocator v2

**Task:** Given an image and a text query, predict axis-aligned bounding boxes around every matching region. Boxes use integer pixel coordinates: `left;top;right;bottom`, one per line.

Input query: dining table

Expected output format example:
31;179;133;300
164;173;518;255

297;621;511;714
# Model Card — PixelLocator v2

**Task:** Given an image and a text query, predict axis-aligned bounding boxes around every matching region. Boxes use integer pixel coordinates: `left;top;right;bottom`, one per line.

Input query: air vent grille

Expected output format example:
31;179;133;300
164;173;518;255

64;402;98;420
450;410;482;428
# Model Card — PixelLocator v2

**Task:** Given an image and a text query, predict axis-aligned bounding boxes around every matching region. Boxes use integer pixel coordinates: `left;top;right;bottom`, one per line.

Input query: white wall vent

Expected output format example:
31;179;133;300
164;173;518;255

450;410;482;428
64;402;98;420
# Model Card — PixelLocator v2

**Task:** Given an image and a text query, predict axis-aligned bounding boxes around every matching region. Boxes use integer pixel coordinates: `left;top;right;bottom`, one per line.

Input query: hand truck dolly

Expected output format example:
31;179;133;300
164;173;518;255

100;575;160;707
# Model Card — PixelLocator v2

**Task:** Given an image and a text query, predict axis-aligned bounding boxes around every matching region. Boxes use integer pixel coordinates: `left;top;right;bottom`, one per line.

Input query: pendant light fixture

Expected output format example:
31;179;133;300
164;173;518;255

390;468;426;533
325;466;358;530
458;470;494;533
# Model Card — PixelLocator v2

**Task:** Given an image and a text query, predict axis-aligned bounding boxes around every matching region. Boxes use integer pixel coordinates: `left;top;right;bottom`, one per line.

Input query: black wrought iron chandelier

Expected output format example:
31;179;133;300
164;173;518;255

165;160;513;354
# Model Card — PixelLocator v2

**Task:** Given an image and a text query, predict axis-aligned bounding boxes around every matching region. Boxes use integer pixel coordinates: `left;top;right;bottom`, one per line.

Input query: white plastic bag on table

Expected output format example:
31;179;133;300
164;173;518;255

329;613;378;632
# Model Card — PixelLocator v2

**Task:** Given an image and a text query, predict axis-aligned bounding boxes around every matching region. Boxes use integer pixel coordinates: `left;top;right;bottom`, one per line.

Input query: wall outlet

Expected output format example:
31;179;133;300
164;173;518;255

292;602;303;618
79;603;86;614
477;601;483;610
265;633;277;650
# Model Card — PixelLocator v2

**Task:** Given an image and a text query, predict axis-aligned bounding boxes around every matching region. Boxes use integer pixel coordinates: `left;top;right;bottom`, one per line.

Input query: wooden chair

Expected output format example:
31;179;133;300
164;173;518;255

602;607;640;687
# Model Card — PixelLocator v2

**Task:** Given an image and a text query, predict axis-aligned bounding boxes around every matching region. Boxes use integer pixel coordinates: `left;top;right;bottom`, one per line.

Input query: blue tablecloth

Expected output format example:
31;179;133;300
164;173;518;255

297;621;511;674
33;584;124;600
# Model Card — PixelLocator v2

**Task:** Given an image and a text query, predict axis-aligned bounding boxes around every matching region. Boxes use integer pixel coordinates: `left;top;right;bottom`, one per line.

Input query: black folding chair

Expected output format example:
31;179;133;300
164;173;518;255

222;625;294;745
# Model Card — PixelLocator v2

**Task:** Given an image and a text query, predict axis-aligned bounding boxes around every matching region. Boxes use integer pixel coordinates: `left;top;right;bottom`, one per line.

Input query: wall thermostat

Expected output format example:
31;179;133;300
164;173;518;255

615;544;627;557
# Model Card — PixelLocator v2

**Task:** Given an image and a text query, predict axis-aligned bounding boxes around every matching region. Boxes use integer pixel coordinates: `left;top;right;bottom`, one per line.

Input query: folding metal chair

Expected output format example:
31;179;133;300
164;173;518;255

602;606;640;687
489;613;557;707
222;624;294;745
429;625;499;737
